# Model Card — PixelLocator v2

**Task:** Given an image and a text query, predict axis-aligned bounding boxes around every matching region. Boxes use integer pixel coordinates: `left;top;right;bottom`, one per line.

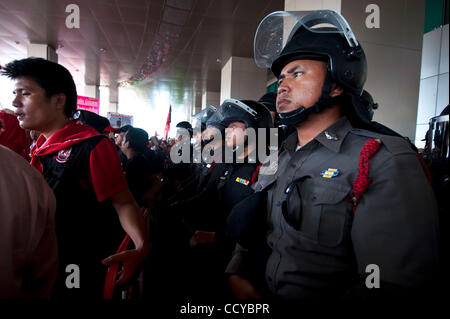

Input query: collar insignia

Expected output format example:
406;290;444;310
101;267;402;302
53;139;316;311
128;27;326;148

324;131;338;140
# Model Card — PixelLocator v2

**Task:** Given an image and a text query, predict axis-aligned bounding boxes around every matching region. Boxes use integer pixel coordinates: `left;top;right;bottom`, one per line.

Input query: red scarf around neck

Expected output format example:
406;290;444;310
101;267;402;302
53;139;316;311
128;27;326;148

30;120;100;172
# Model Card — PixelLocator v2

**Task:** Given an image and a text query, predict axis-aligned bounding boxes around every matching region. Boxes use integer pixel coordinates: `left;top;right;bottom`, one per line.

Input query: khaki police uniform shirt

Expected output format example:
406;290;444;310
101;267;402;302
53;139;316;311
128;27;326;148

226;117;439;300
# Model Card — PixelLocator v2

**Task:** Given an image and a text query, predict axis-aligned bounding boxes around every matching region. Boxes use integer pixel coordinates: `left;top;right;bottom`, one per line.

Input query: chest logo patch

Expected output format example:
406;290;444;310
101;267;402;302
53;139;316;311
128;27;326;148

56;147;72;163
235;177;250;186
320;168;340;179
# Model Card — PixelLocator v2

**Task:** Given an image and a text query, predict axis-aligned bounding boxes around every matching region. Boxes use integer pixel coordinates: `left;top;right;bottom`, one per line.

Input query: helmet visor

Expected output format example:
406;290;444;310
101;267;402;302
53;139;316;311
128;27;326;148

192;105;217;128
254;10;359;68
207;99;257;128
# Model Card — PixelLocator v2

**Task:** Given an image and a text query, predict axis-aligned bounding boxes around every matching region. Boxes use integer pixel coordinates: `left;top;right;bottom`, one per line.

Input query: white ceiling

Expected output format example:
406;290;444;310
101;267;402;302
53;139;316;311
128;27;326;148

0;0;283;102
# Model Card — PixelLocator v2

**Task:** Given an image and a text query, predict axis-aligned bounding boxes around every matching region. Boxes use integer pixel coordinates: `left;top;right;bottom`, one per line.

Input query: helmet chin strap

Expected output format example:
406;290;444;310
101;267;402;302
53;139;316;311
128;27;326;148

279;70;335;126
232;135;248;157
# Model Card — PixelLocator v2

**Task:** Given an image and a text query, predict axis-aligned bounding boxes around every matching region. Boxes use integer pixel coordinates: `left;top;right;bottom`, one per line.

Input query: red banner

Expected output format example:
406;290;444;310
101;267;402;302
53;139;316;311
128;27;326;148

163;105;171;141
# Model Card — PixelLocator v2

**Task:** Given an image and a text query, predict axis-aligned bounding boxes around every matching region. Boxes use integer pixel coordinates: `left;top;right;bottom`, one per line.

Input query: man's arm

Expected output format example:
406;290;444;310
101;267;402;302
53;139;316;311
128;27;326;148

225;243;261;299
102;189;150;286
88;138;150;285
351;150;439;294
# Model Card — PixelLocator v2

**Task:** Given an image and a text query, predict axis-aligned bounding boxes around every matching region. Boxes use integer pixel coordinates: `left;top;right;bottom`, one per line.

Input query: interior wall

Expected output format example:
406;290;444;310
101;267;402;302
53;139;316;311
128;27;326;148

341;0;426;142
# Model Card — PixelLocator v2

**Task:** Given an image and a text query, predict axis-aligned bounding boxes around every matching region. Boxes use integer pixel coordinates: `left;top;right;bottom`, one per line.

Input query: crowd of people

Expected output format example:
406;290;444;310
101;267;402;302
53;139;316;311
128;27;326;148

0;9;444;309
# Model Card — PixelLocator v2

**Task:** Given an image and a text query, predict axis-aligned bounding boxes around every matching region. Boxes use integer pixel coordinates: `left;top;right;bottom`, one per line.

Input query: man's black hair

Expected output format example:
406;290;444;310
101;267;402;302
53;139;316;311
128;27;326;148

125;127;149;153
116;125;133;133
1;57;78;118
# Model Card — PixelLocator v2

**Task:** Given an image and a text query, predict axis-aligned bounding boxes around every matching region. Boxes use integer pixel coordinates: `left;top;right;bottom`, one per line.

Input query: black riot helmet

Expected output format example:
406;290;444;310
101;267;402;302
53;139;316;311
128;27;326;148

206;98;274;130
254;10;367;126
258;92;277;113
359;89;378;121
76;110;111;134
176;121;192;130
192;105;217;131
176;121;193;138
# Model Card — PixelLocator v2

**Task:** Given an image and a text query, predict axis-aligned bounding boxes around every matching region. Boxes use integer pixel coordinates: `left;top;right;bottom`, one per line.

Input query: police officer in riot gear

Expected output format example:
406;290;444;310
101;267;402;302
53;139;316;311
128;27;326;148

181;99;273;300
146;99;273;302
191;105;217;149
226;10;439;302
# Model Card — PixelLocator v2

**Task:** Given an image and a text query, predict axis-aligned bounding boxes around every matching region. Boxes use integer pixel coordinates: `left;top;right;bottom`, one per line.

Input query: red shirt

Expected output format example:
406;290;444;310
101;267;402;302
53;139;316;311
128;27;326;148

31;120;128;201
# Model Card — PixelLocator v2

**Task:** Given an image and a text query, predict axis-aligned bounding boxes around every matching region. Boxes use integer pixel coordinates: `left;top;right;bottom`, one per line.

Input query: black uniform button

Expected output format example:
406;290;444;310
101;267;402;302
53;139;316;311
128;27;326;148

267;276;273;282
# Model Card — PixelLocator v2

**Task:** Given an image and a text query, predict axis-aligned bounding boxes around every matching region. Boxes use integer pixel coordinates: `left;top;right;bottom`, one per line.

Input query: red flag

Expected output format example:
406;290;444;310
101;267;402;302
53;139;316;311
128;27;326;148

163;105;171;141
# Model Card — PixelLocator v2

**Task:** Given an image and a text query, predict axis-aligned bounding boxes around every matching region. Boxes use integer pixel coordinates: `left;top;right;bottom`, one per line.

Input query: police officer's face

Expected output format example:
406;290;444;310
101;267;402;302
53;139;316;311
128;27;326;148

276;60;328;114
202;126;219;141
12;77;63;132
225;121;246;148
202;126;222;150
193;131;202;145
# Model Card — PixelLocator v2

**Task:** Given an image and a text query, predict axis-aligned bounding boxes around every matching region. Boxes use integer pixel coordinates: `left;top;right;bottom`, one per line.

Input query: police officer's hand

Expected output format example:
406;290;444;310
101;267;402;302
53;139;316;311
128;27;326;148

189;231;216;248
102;248;148;286
228;275;262;300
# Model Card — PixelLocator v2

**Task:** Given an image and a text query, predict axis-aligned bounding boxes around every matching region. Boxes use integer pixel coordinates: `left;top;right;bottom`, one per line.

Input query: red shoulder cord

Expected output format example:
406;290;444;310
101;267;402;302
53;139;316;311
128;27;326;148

347;139;433;215
208;160;216;173
349;139;381;214
251;163;262;185
415;153;432;185
103;207;150;299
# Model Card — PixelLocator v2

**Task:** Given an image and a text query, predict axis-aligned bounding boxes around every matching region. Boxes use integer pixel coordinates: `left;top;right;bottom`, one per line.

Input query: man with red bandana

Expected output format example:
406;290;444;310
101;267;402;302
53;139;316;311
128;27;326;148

1;57;150;299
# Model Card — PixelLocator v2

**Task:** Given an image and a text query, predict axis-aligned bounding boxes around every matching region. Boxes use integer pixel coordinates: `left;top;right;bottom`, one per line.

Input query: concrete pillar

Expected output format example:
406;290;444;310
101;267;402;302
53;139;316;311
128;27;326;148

109;103;118;113
109;86;118;113
192;91;202;116
220;56;267;103
27;43;58;63
284;0;341;12
340;0;425;141
98;86;109;117
202;91;220;109
83;85;99;99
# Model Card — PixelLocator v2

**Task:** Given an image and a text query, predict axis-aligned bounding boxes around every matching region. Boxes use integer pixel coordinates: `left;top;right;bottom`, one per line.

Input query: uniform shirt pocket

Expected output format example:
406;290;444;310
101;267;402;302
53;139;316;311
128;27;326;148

281;178;352;248
312;180;352;247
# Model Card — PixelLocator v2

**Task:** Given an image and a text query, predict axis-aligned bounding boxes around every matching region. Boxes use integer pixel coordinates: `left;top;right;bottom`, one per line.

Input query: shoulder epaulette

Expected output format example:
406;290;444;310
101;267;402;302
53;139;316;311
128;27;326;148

351;129;413;155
